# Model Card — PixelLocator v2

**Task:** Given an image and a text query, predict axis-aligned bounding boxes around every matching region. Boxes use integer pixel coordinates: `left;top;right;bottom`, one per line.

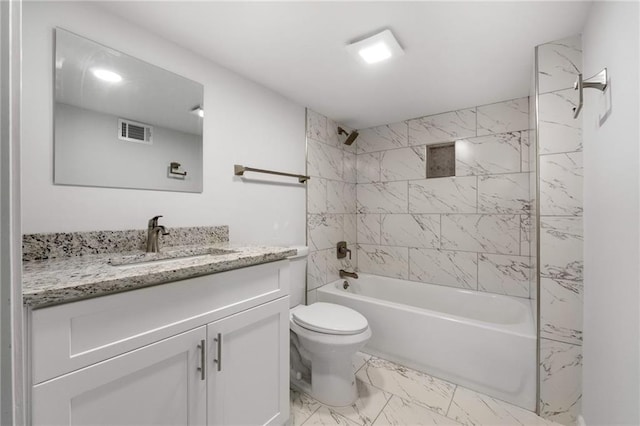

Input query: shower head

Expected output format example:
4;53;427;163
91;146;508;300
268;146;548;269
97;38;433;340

337;126;359;146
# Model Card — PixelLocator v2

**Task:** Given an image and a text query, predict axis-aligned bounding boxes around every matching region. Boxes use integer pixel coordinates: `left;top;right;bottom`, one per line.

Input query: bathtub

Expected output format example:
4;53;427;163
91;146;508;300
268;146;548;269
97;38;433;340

317;273;536;411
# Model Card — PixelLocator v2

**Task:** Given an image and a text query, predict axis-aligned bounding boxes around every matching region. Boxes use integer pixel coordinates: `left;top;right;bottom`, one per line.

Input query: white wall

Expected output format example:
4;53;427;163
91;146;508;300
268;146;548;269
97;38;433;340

582;2;640;425
22;1;306;246
55;103;203;193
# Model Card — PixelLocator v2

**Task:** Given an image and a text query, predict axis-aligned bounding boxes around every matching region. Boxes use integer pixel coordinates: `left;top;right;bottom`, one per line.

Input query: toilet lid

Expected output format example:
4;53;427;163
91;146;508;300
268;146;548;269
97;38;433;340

292;303;368;335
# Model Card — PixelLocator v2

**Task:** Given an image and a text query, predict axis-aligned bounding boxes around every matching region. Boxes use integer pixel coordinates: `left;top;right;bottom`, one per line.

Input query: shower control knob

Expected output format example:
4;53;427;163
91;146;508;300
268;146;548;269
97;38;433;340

337;241;351;259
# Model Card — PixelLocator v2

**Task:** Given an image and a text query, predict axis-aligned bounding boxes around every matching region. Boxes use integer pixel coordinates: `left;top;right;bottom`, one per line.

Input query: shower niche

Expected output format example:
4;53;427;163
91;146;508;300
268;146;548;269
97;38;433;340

426;142;455;178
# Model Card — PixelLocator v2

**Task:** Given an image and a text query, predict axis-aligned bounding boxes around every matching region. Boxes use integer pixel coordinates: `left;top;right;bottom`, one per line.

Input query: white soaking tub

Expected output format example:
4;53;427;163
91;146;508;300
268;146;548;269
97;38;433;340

317;273;536;410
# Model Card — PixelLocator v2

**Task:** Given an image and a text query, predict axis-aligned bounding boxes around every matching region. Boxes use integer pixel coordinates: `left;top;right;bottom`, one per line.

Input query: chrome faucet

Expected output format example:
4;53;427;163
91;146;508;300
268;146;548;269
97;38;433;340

339;269;359;279
146;215;170;253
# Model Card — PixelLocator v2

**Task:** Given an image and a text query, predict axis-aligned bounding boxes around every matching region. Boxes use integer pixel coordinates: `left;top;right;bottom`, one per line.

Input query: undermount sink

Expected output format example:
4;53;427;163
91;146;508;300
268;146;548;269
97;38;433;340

109;247;236;267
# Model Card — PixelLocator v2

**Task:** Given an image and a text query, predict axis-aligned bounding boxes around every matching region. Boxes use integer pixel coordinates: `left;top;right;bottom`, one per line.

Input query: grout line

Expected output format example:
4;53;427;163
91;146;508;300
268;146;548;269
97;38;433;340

407;245;412;279
476;175;479;214
520;131;524;174
538;86;581;96
406;180;410;214
358;129;529;156
358;212;523;218
539;335;583;347
298;404;322;426
326;408;359;426
445;386;458;417
519;214;524;256
342;267;531;299
538;150;583;158
356;168;531;184
474;106;478;137
476;252;479;291
439;214;442;250
356;242;527;258
370;396;393;426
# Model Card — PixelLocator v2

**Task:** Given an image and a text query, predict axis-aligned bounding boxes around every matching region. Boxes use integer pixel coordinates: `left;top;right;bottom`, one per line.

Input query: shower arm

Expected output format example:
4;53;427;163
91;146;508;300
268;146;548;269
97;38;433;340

572;68;608;119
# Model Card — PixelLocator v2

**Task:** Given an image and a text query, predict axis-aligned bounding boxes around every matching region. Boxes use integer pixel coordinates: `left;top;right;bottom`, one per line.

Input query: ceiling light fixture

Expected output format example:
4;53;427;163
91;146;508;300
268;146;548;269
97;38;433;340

91;68;122;83
346;29;404;65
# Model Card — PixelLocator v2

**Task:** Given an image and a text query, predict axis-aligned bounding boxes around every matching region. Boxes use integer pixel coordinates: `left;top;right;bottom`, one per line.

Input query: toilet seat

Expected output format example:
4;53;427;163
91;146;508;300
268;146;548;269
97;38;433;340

292;302;368;335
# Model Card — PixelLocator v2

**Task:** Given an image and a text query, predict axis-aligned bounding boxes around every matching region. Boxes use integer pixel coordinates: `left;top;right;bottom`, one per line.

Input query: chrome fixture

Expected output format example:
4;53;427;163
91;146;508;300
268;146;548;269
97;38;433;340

213;333;222;372
191;105;204;118
572;68;608;118
146;215;170;253
197;339;206;381
337;241;351;259
343;281;350;290
337;127;359;145
339;270;359;279
169;162;187;177
234;164;310;183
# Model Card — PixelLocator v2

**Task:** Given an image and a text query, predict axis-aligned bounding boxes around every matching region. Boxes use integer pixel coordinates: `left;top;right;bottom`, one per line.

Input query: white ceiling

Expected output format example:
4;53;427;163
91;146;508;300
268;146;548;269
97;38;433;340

56;28;203;135
96;1;592;129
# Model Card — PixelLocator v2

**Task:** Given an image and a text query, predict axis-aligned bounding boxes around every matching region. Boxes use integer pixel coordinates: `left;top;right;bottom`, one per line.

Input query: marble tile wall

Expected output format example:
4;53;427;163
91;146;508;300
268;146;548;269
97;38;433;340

536;35;584;426
354;97;533;300
306;109;357;303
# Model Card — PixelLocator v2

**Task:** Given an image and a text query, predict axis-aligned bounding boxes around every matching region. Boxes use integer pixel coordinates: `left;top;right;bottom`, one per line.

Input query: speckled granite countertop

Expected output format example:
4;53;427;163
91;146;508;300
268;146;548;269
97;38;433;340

23;244;297;308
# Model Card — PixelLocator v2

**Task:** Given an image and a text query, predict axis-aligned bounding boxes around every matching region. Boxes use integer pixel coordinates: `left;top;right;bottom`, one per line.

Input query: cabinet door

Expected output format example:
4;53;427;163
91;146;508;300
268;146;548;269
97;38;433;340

207;297;289;426
32;326;207;426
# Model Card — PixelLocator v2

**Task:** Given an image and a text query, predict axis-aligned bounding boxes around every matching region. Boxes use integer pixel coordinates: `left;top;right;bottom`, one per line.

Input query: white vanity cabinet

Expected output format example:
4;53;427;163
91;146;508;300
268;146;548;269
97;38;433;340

28;260;290;426
32;326;208;425
207;298;288;426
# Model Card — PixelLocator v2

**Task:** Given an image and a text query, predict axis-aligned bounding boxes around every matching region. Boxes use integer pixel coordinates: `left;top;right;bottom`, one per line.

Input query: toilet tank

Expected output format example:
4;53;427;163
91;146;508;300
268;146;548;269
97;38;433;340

288;246;309;308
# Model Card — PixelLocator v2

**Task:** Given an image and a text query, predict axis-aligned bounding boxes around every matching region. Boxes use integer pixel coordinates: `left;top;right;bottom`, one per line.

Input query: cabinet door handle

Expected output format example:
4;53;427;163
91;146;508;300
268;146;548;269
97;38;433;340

197;339;205;380
214;333;222;372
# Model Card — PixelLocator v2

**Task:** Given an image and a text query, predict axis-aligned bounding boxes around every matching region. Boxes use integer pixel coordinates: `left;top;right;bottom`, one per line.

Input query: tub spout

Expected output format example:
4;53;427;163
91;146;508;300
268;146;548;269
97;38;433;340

339;270;358;279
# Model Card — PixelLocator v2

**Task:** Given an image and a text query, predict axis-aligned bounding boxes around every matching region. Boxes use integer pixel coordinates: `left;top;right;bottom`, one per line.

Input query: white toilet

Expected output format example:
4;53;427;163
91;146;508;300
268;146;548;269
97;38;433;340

288;247;371;407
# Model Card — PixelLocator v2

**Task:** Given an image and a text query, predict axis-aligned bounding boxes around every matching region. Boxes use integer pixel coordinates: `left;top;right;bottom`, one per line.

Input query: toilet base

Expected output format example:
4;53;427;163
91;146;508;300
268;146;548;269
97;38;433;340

290;335;363;407
290;353;357;407
307;352;358;406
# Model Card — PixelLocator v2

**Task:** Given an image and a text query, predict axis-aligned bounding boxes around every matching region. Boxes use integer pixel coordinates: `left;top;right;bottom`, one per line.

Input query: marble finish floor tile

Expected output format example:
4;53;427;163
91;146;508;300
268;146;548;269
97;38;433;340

353;351;372;373
373;396;461;425
447;387;561;426
330;380;392;426
356;357;456;415
303;406;362;426
291;355;559;426
291;388;323;426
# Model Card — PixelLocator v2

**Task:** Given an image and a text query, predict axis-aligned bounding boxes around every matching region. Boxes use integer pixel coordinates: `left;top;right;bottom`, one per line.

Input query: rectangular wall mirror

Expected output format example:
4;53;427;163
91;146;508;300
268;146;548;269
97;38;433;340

54;28;204;193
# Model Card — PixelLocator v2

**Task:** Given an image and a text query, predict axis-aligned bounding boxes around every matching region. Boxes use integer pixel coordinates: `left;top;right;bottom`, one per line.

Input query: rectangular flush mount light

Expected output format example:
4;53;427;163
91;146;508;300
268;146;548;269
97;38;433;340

346;29;404;64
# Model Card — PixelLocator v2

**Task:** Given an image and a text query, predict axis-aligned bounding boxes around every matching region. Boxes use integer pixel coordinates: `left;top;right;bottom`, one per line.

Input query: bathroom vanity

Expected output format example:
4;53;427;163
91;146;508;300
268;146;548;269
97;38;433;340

22;227;294;426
